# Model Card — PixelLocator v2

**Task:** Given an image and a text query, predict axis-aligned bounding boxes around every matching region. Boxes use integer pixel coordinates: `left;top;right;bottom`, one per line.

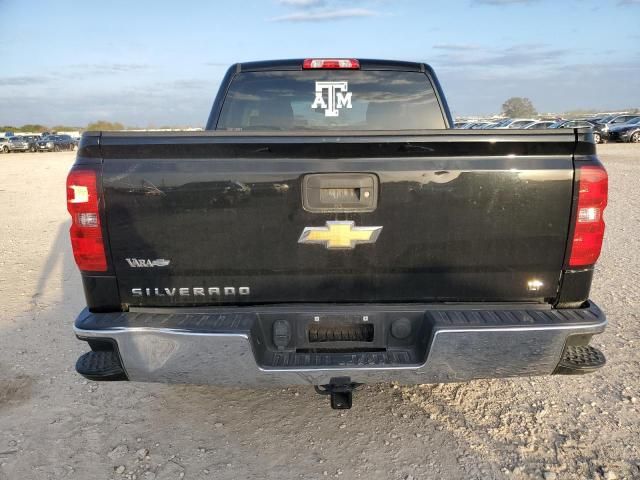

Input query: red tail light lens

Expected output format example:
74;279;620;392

66;169;107;272
303;58;360;69
568;165;608;267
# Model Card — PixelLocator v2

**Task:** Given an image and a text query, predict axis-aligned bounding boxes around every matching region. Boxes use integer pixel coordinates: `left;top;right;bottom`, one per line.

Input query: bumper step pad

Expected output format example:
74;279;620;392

76;351;127;381
555;345;606;375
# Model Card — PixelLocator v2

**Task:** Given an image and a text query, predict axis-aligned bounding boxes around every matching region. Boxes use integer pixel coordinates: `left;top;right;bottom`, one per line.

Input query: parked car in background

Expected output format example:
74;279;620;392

0;137;10;153
551;119;596;128
596;114;639;142
36;135;76;152
524;121;556;129
36;136;55;152
460;122;483;129
572;120;611;144
469;122;494;129
592;124;613;144
57;134;76;150
600;114;638;127
506;119;537;129
585;117;606;124
19;135;39;152
549;119;610;143
482;118;537;129
6;137;31;152
607;116;640;143
594;115;614;124
484;118;511;128
455;121;478;129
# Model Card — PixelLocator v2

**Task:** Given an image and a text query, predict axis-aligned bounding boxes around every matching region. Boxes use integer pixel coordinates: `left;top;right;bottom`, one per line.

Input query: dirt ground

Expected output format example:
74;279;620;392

0;144;638;480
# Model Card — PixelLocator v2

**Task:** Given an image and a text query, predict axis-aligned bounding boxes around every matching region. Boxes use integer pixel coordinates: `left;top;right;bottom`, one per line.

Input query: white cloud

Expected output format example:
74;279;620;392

433;44;481;51
278;0;326;6
473;0;540;4
433;44;570;68
270;8;378;22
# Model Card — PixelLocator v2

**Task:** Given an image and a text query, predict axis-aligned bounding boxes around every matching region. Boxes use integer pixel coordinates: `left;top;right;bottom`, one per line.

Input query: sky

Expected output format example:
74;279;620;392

1;0;639;127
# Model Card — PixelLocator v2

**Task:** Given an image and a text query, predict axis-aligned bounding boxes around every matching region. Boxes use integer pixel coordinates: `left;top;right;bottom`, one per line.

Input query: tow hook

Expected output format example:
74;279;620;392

314;377;361;410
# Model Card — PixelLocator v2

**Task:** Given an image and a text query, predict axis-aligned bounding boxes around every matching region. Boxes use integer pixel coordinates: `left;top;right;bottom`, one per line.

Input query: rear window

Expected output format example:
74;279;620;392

216;70;446;131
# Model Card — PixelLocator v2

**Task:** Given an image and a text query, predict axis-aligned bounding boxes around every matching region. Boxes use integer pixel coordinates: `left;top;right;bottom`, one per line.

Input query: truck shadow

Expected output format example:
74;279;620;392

32;220;76;309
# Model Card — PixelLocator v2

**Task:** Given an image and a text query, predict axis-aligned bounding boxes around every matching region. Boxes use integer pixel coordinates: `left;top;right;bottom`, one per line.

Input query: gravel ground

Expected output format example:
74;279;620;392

0;145;638;480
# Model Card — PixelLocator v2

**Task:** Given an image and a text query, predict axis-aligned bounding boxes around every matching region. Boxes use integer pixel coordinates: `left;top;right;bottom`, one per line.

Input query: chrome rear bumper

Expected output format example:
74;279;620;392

74;303;606;386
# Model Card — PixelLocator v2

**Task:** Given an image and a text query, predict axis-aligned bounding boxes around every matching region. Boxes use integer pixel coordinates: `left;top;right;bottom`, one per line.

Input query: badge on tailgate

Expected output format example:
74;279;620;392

298;221;382;250
126;258;171;268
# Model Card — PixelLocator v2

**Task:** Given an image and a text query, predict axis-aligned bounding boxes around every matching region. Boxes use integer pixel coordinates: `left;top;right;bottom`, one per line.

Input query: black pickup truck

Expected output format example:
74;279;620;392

70;59;608;409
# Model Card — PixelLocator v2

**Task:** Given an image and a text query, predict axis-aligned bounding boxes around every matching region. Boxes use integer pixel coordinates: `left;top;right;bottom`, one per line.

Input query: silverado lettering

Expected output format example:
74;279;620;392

131;287;250;297
69;58;608;410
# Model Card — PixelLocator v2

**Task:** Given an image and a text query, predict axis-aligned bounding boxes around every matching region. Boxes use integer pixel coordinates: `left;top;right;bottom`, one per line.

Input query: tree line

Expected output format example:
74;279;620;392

4;104;640;134
1;120;191;133
0;121;126;133
0;124;81;133
501;97;639;118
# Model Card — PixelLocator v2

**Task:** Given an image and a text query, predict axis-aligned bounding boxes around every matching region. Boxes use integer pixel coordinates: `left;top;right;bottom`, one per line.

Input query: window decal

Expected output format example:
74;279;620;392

311;81;352;117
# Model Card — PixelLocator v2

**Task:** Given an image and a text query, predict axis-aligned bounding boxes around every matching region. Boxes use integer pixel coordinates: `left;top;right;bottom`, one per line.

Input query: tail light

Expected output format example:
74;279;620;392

66;169;108;272
303;58;360;69
568;165;608;267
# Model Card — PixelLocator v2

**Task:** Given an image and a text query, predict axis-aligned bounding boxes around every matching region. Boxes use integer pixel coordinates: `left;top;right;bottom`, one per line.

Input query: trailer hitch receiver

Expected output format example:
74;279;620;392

314;377;361;409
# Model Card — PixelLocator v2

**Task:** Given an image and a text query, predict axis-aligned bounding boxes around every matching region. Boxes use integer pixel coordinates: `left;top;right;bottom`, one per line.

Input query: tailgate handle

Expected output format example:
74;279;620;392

302;173;378;213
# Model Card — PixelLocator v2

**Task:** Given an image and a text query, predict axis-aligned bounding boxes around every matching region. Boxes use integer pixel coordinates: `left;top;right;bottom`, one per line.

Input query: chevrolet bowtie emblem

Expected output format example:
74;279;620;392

298;221;383;250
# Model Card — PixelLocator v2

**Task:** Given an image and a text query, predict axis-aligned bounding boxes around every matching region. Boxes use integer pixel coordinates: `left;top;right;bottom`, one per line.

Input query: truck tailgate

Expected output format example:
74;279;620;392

98;131;578;307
